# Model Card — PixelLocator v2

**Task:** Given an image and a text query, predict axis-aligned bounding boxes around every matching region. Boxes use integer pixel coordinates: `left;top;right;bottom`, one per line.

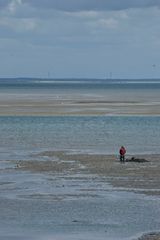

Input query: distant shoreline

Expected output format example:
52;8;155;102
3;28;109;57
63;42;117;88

0;100;160;116
0;77;160;115
0;77;160;81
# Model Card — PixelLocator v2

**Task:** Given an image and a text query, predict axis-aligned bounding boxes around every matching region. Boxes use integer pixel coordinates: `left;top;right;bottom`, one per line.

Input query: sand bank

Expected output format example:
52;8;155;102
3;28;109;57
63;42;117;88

16;151;160;196
1;93;160;115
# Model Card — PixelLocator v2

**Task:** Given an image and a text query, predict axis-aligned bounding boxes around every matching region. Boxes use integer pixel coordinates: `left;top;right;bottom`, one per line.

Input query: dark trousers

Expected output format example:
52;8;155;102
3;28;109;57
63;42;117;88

120;154;125;162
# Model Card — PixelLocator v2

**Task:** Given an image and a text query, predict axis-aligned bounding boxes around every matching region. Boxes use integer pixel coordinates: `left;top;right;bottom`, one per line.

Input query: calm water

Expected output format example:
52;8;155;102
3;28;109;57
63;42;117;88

0;116;160;159
1;78;160;102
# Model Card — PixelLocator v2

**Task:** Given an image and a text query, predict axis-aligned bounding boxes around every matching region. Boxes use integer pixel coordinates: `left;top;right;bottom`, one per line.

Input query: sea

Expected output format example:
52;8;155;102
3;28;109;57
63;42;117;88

1;78;160;157
0;78;160;240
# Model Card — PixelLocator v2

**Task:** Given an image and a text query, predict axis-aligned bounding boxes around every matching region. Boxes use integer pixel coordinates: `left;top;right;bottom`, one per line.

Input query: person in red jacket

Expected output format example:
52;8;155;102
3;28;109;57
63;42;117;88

119;146;126;162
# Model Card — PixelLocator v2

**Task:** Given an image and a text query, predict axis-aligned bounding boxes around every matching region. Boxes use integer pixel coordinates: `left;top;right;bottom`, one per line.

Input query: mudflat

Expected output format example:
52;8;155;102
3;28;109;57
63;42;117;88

16;151;160;196
14;152;160;239
14;151;160;239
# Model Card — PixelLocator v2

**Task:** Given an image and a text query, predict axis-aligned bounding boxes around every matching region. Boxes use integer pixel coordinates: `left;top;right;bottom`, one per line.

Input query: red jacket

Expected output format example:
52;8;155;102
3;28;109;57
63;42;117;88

119;147;126;155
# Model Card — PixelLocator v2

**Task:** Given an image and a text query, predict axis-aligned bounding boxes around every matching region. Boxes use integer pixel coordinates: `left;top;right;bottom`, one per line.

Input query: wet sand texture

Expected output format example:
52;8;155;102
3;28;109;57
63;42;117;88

16;152;160;196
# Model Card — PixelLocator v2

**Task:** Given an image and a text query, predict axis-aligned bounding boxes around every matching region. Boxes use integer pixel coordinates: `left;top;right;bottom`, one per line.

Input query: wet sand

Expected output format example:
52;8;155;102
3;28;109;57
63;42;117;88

1;92;160;115
16;151;160;196
138;233;160;240
13;151;160;239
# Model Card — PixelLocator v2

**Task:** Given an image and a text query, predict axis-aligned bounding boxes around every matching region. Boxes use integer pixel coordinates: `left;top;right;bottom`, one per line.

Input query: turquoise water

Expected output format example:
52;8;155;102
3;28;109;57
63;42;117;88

0;116;160;160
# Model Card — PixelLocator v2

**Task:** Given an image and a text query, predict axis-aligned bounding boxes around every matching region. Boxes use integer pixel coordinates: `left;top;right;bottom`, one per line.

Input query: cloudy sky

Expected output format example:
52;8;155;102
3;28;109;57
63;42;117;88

0;0;160;78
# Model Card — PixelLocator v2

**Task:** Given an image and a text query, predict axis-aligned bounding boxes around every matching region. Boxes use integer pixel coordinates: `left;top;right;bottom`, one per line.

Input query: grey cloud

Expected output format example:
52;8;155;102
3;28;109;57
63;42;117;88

0;0;10;8
23;0;160;11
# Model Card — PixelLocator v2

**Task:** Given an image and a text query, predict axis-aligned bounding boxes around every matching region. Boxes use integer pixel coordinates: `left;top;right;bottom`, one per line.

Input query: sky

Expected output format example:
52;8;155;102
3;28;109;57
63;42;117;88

0;0;160;79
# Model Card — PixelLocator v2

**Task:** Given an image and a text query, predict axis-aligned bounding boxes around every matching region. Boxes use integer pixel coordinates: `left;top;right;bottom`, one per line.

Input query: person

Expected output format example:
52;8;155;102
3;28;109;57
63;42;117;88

119;146;126;162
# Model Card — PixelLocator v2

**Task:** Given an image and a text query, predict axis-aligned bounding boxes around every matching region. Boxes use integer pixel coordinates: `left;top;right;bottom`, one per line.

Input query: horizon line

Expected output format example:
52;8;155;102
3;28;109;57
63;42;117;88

0;77;160;81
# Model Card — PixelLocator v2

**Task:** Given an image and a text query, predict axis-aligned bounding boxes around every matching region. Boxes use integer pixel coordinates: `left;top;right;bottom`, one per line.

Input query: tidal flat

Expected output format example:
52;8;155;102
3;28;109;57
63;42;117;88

0;151;159;239
1;86;160;115
16;151;160;196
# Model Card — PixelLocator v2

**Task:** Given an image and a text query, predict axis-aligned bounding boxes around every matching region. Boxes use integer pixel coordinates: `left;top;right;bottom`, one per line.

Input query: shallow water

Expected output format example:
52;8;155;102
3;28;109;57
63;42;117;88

0;116;160;157
0;162;160;240
0;148;160;240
